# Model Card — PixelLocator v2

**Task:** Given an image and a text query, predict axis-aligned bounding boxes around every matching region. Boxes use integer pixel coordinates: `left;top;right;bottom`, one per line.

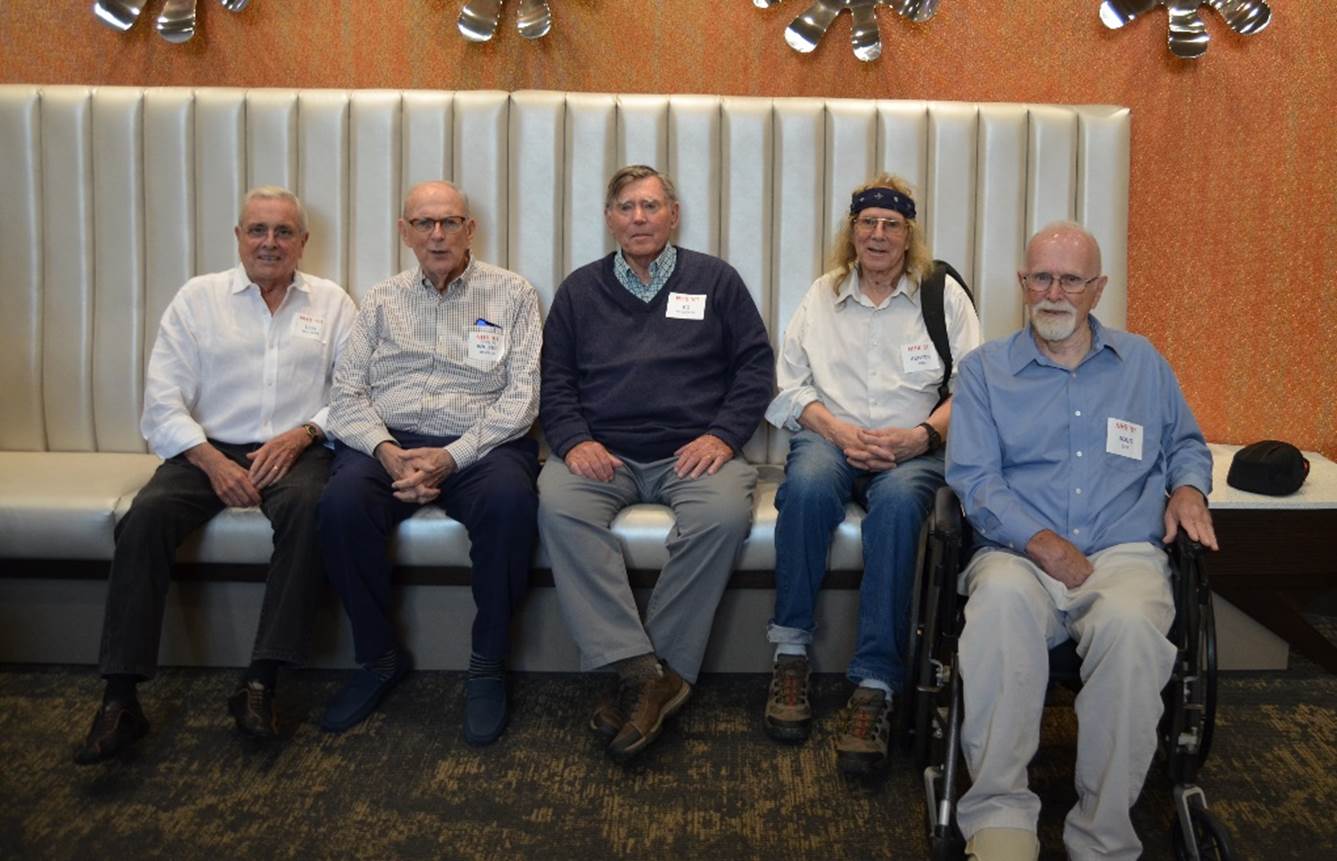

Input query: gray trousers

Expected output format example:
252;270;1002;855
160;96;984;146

955;542;1176;861
537;454;756;684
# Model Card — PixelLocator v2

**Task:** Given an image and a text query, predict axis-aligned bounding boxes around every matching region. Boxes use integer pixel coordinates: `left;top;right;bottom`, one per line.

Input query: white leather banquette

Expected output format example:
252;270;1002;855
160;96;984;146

0;86;1130;574
0;87;1136;669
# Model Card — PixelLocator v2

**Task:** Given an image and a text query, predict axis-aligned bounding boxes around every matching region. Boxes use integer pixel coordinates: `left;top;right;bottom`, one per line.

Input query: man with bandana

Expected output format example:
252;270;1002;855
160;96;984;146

945;222;1216;860
762;175;981;775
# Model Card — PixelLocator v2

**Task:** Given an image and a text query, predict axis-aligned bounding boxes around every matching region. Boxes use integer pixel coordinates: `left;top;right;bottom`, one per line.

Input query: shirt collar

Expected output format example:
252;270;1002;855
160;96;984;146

418;253;475;294
614;243;676;286
837;269;917;308
1007;314;1120;374
231;265;306;295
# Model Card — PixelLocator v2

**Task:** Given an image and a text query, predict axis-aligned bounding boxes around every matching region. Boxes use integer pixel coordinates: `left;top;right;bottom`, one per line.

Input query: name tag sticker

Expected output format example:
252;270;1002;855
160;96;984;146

666;292;707;321
468;326;503;363
901;342;942;373
292;313;325;341
1106;417;1144;461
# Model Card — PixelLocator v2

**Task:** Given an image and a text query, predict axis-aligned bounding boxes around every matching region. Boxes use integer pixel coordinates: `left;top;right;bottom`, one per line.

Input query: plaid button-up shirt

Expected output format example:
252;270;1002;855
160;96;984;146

613;243;677;302
328;256;542;470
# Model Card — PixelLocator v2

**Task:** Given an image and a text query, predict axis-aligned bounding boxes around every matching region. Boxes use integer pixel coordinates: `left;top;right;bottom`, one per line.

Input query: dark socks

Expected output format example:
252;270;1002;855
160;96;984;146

104;674;139;705
369;648;401;681
468;652;505;680
243;659;281;689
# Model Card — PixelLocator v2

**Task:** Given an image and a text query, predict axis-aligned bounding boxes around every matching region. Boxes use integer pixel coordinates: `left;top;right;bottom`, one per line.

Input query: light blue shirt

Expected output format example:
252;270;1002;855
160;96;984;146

613;243;677;303
945;316;1212;556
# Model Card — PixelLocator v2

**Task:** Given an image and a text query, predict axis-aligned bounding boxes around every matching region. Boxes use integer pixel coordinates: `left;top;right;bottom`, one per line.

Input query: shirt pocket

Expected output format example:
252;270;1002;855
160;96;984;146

1101;412;1155;473
463;323;509;373
283;330;333;392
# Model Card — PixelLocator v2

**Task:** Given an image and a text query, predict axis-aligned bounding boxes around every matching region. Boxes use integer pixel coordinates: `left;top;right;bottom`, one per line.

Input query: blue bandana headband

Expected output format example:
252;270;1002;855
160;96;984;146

850;187;916;220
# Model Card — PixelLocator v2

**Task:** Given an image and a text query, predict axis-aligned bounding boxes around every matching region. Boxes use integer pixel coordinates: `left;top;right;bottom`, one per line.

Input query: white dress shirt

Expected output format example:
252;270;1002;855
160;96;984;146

141;266;358;459
765;267;981;432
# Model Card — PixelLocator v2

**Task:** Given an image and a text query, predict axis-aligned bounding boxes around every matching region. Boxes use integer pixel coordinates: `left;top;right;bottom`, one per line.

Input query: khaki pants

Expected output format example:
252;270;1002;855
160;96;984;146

956;542;1176;860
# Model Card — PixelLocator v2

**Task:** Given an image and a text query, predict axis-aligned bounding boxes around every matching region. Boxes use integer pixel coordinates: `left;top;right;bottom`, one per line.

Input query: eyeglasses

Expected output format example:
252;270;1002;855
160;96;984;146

407;216;468;235
853;215;907;235
1022;272;1100;294
611;198;667;217
243;223;299;241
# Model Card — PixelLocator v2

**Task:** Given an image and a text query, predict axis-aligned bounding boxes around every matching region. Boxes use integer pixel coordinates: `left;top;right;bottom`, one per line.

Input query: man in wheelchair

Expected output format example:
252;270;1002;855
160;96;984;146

943;223;1217;860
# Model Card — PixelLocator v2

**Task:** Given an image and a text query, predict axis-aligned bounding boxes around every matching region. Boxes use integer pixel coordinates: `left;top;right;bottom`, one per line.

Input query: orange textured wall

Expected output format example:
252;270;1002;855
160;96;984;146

2;1;1333;458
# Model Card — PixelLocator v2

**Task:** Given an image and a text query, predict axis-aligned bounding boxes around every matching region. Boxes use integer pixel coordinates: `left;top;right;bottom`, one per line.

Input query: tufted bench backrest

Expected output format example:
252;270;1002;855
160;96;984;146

0;87;1129;461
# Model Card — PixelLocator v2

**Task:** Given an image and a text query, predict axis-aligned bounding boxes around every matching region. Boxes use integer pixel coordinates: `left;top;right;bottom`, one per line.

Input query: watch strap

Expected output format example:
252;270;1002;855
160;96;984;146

916;421;942;452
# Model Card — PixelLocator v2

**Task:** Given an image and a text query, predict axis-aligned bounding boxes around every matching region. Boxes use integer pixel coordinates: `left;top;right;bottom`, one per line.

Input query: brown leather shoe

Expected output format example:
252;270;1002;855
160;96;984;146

228;680;279;739
74;699;149;765
835;687;892;775
764;654;812;743
589;680;628;740
607;668;692;762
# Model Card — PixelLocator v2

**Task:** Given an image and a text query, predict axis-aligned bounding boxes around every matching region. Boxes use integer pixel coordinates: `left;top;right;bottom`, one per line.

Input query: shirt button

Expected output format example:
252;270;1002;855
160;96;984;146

1076;451;1083;457
1074;410;1082;417
1075;488;1082;495
1072;528;1081;535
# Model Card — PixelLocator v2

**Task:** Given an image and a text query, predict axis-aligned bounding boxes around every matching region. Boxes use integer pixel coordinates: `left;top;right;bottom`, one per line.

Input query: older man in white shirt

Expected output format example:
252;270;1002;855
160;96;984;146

75;186;357;765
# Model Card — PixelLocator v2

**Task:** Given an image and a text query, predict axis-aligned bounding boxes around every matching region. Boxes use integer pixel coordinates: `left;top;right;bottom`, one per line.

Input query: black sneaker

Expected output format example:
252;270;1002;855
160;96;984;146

74;699;149;765
228;680;279;739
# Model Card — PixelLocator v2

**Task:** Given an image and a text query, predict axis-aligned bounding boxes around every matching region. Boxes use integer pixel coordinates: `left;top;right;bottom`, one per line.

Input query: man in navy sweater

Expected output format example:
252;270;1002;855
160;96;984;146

539;165;774;762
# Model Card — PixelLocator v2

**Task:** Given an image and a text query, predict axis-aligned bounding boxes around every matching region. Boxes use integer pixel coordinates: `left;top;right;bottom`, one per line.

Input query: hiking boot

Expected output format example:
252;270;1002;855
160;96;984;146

835;687;892;775
764;654;812;743
607;668;692;762
589;679;628;740
74;699;149;765
228;680;279;739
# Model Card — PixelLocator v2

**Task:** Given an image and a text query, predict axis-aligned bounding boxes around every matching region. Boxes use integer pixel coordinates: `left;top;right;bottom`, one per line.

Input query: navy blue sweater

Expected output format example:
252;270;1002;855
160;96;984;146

540;248;775;462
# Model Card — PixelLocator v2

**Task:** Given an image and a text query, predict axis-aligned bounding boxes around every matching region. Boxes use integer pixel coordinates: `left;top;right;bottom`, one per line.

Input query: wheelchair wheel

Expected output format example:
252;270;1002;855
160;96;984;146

1172;801;1235;861
930;829;965;861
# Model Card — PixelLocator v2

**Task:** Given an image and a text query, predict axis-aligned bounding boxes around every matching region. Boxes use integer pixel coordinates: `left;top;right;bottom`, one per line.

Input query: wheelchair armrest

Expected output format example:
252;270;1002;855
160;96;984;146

930;485;963;543
1173;532;1205;562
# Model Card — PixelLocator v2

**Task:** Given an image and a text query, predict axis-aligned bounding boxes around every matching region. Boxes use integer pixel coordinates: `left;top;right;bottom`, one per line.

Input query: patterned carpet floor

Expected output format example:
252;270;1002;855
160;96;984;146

3;650;1336;860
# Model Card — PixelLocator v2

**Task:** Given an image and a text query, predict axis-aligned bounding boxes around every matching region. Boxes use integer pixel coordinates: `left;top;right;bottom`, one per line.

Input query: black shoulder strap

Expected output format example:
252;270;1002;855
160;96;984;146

922;259;974;407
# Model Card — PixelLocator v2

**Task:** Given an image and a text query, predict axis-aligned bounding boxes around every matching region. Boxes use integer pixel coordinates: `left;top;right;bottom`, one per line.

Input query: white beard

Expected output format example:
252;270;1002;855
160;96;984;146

1031;299;1079;342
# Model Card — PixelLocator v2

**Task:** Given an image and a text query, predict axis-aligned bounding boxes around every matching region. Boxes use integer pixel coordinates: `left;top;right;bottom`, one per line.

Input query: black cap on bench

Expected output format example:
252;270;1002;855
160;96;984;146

1226;440;1310;496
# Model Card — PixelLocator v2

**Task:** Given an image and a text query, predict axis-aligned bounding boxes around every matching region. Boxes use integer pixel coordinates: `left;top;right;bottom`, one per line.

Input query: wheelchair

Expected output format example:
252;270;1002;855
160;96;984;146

901;487;1235;861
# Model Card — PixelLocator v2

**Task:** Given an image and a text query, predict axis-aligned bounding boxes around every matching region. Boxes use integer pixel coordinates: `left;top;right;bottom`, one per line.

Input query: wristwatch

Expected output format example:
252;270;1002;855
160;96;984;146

916;422;942;452
302;422;323;442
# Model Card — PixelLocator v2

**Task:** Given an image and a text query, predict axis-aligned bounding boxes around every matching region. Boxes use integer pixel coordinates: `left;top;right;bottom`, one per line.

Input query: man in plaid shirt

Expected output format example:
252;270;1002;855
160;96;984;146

318;181;542;746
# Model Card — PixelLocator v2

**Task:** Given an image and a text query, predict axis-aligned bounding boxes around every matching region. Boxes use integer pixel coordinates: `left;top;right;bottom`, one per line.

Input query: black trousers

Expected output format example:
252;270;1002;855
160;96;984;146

98;440;332;679
317;431;539;665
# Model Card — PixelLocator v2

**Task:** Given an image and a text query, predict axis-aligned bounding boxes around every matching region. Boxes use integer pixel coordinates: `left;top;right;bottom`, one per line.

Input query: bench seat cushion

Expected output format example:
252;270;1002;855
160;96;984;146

0;453;160;559
119;476;868;571
3;455;871;571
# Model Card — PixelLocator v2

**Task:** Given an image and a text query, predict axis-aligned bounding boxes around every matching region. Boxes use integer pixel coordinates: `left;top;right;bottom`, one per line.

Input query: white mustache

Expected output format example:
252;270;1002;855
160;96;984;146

1034;299;1075;315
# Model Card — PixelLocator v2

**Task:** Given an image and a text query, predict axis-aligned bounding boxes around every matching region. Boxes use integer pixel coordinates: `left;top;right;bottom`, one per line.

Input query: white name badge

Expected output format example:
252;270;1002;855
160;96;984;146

901;342;942;373
468;327;503;363
292;313;325;341
1106;417;1144;461
665;292;707;320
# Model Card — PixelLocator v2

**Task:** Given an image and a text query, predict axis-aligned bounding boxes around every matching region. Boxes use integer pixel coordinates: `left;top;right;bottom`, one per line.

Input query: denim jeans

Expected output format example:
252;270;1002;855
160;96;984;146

768;429;945;691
